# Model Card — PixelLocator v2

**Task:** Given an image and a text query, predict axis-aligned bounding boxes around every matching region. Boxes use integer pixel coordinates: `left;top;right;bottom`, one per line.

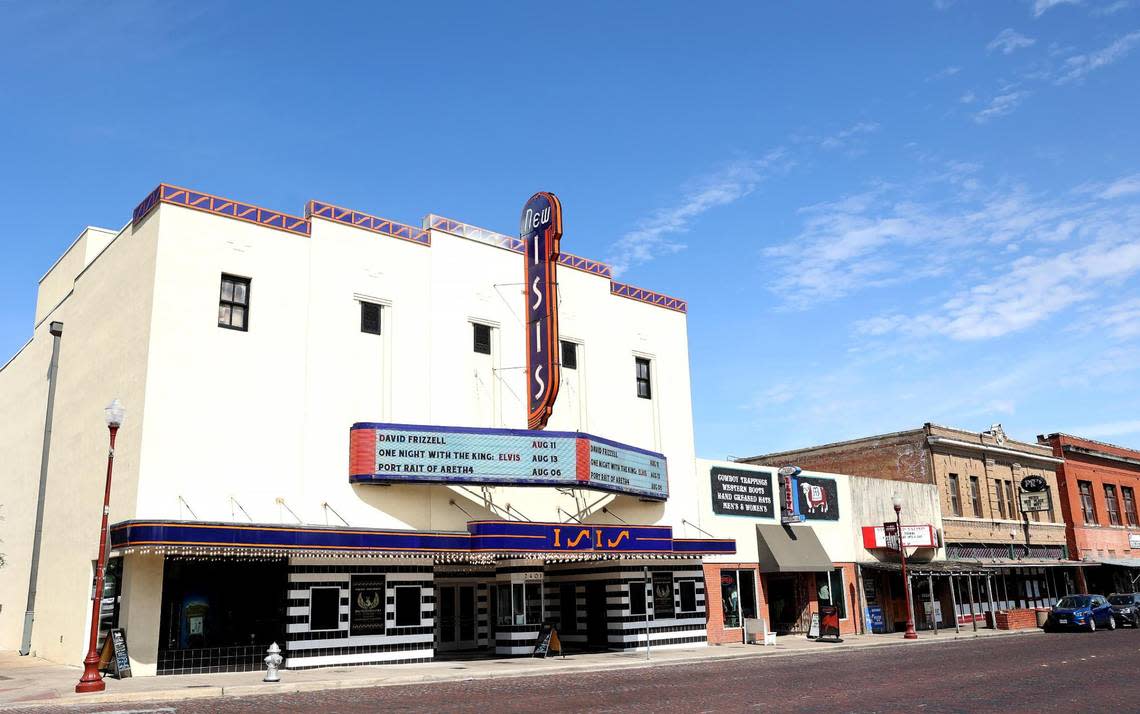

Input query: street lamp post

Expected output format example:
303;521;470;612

76;399;125;694
892;493;918;640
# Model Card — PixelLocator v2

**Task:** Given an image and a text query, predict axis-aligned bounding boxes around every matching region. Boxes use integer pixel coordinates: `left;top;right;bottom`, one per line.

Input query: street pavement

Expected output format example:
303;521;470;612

26;631;1140;713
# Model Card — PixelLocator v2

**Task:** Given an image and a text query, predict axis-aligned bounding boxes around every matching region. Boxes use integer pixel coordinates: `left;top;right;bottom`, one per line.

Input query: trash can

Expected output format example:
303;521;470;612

1035;609;1049;628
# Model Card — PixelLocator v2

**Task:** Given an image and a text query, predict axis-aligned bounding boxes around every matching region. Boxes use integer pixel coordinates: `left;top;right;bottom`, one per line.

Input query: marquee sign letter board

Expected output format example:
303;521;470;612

350;423;668;500
522;192;562;430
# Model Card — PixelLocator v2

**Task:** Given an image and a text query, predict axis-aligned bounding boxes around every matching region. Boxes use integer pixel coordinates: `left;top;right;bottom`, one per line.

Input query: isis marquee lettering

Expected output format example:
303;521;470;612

551;526;632;550
522;192;563;430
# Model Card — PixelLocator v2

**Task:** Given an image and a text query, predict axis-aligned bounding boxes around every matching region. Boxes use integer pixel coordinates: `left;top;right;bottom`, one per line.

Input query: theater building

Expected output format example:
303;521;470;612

1038;433;1140;593
0;183;732;676
695;459;859;641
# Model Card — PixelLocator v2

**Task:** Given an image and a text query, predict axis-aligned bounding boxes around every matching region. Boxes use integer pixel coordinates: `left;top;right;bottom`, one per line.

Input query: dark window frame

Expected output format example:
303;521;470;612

1123;486;1139;527
218;274;251;331
473;323;492;355
1105;484;1122;526
969;476;982;517
561;340;578;370
678;580;698;613
1079;480;1098;524
995;479;1007;519
360;301;382;335
635;357;652;400
393;585;421;627
948;473;962;516
308;586;341;632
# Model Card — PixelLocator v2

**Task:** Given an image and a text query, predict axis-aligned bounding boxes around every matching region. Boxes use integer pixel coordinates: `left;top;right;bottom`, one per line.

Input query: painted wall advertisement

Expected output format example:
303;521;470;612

350;423;668;500
710;467;774;517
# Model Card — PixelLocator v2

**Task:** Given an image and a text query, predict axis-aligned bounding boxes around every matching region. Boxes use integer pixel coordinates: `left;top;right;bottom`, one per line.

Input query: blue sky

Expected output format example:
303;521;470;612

2;1;1139;458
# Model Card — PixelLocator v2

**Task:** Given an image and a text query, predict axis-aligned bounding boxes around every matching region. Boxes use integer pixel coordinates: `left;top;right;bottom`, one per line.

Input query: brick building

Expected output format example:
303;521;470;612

1038;433;1140;593
744;423;1082;631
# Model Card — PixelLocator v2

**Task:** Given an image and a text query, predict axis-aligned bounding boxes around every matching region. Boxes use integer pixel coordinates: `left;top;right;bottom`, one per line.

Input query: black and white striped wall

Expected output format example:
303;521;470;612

493;562;546;655
284;557;435;669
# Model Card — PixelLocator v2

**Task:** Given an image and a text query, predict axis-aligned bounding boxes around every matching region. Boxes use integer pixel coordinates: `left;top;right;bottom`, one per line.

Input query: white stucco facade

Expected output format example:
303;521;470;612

0;184;716;674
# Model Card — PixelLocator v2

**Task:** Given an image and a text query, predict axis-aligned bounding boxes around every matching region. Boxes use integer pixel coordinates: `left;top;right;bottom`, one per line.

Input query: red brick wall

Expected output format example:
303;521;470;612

1041;434;1140;561
703;563;764;644
995;608;1040;630
744;431;932;485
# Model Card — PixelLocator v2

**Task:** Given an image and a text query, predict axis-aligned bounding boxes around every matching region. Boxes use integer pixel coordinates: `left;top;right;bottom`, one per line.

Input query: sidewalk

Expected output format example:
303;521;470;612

0;627;1042;710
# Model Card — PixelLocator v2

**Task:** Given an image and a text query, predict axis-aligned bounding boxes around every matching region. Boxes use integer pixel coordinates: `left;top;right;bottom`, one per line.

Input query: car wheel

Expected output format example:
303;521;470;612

1088;618;1097;632
1108;614;1117;630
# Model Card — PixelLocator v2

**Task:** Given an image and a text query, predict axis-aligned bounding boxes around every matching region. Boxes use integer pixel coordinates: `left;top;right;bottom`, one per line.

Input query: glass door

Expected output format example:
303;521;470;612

437;586;457;651
458;586;477;648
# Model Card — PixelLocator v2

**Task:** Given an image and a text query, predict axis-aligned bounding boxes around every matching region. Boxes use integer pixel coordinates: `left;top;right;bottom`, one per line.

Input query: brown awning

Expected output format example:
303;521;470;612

755;524;832;573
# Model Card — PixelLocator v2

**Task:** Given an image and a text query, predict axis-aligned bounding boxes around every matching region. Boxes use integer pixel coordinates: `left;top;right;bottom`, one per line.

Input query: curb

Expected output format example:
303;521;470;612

0;629;1045;710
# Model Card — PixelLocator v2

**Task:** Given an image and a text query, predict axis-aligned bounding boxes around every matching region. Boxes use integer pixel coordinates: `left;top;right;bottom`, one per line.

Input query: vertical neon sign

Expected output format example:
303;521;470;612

522;192;562;430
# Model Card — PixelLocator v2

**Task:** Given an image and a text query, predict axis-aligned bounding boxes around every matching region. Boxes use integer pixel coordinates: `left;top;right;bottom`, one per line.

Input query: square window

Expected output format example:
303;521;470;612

473;324;492;354
218;274;250;331
561;341;577;370
360;302;382;335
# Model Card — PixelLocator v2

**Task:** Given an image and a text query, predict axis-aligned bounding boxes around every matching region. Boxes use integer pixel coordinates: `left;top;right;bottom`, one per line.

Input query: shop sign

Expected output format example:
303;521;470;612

522;191;563;430
351;423;667;500
1019;490;1050;512
710;467;775;517
862;524;937;550
652;572;675;618
350;575;386;637
1130;533;1140;549
778;467;804;524
1020;475;1047;492
780;471;840;522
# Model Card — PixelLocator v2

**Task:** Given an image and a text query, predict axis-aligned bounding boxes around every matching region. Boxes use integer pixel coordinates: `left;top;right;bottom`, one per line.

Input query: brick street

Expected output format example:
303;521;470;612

50;631;1140;714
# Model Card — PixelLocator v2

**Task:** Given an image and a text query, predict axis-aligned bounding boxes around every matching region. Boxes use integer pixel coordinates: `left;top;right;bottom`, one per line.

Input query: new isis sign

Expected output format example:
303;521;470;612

522;192;563;430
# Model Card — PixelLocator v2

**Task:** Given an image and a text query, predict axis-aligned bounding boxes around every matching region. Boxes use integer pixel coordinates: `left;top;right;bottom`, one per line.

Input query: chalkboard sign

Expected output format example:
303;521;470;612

818;605;842;641
98;628;132;679
531;624;562;658
807;612;820;639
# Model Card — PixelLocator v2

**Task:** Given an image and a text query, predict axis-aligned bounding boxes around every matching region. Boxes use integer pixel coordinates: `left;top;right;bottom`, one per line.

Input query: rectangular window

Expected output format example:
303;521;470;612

679;580;698;613
308;587;340;631
360;301;382;335
525;582;543;625
560;584;578;632
1105;485;1122;526
995;480;1007;519
815;569;847;619
635;357;652;399
629;582;647;616
721;570;741;628
948;473;962;516
969;476;982;517
561;341;577;370
473;323;491;354
218;274;250;331
394;586;421;627
1123;487;1139;527
1005;481;1017;519
1079;481;1098;524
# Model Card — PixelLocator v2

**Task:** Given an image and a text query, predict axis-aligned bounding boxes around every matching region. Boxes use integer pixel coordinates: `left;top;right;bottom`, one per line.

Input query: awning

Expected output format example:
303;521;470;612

860;559;1086;576
755;524;832;573
1094;558;1140;569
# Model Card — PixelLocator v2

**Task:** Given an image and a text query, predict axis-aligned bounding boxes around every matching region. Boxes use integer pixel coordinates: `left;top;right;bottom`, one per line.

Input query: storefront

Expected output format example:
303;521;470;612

111;519;733;672
694;459;859;642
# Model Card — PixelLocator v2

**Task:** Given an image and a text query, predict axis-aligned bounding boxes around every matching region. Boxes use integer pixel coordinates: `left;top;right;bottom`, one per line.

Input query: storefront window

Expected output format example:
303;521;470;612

497;581;544;626
525;582;542;624
739;570;758;620
721;570;741;628
815;569;846;619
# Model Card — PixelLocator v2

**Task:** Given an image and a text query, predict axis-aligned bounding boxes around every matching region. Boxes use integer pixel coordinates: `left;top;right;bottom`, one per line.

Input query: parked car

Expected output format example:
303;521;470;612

1108;593;1140;627
1044;595;1117;632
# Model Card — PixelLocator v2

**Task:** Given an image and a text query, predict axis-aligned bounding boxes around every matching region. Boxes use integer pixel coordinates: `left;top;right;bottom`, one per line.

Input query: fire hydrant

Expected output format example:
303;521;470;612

263;642;283;683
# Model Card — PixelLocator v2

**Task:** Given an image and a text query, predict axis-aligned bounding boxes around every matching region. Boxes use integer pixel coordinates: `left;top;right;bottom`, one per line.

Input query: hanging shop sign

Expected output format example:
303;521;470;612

778;467;804;524
862;524;938;550
350;575;386;637
794;475;839;521
710;467;775;517
1020;475;1047;493
1018;489;1051;512
522;192;563;430
350;423;668;500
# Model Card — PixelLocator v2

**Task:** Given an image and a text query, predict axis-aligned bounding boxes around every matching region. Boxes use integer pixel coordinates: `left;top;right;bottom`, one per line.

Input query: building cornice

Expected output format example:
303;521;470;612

1061;444;1140;469
926;435;1063;464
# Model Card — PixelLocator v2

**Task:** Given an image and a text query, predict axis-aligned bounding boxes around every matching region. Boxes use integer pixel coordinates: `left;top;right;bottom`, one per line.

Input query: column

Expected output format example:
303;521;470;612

117;552;165;677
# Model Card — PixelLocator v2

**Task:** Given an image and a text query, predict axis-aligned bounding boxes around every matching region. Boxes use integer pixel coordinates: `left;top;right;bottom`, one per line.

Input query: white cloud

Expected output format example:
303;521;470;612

988;29;1037;55
960;91;977;104
606;151;788;276
973;90;1031;123
1092;1;1132;16
926;66;962;81
1100;173;1140;199
1097;297;1140;338
1056;30;1140;84
1033;0;1081;17
1063;419;1140;438
820;121;880;150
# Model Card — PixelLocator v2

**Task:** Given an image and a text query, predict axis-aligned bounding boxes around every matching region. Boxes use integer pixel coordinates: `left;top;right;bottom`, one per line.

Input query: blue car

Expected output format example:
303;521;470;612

1045;594;1117;632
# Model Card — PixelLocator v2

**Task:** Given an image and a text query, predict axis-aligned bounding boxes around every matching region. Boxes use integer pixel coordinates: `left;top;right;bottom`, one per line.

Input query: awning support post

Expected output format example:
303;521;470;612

967;576;978;633
928;574;937;635
986;576;996;628
949;575;961;634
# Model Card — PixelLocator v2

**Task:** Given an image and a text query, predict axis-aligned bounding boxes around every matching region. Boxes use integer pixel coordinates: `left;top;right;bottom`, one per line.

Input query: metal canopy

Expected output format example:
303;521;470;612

755;524;833;573
1095;558;1140;569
